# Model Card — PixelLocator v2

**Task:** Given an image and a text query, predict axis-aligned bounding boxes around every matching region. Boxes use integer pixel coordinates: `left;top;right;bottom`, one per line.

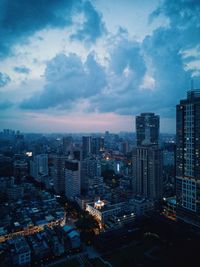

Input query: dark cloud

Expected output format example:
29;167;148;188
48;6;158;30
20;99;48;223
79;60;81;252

0;72;11;87
89;37;148;114
90;0;200;117
0;0;105;58
142;0;200;114
20;52;106;109
14;66;30;74
150;0;200;50
70;1;106;43
18;0;200;119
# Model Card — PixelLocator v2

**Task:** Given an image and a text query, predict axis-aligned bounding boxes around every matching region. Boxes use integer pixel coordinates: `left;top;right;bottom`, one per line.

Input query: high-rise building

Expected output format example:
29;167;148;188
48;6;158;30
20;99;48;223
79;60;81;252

176;90;200;227
132;146;162;200
82;136;92;159
133;112;162;200
65;160;81;200
53;155;67;194
136;113;159;146
91;137;104;155
62;136;73;155
30;154;48;181
81;156;101;192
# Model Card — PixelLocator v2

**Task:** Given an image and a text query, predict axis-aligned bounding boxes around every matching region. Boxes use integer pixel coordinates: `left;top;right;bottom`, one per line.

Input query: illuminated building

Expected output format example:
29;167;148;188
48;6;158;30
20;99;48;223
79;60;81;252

65;160;81;200
176;90;200;227
86;200;135;227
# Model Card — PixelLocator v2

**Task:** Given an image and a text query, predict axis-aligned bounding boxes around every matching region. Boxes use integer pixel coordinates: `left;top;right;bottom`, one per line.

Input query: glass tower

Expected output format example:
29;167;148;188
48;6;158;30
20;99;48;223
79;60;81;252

176;90;200;227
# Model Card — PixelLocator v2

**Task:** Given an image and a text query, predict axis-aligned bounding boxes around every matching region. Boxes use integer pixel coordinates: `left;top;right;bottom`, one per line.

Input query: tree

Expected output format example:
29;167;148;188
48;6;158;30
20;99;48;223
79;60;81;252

75;211;99;243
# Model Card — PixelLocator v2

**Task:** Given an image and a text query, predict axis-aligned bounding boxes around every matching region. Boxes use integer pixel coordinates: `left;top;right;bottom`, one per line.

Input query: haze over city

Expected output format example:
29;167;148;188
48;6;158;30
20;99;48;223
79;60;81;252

0;0;200;133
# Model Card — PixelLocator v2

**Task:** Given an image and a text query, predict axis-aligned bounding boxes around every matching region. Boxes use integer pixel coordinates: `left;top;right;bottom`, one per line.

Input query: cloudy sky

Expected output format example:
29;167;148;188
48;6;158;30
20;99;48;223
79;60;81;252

0;0;200;133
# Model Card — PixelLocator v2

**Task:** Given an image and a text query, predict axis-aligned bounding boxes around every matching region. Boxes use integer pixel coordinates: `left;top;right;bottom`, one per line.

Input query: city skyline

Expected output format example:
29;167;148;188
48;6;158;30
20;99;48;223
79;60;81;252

1;0;200;133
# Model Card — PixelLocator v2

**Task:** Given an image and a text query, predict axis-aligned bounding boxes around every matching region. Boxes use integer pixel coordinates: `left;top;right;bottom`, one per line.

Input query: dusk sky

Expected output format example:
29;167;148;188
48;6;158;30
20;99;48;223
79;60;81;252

0;0;200;133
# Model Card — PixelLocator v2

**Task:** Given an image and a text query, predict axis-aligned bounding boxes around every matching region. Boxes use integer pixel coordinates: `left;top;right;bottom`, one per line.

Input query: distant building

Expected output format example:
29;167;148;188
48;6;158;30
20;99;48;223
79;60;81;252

30;154;48;181
65;160;81;200
13;160;28;179
62;136;73;155
86;199;135;226
62;225;81;249
81;156;101;192
7;185;24;201
133;112;162;201
133;146;163;200
176;90;200;227
12;237;31;266
53;155;68;194
91;137;104;155
82;136;92;159
129;197;154;217
136;112;159;146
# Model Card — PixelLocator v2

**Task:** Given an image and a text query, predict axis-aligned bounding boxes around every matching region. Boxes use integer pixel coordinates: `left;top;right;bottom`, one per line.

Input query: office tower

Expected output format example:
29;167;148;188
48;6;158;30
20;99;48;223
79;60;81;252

65;160;81;200
82;136;92;159
136;113;159;146
63;136;73;155
30;154;48;181
81;156;101;192
133;146;162;200
53;155;67;194
14;160;28;179
176;90;200;227
91;137;104;155
133;112;162;200
72;147;82;161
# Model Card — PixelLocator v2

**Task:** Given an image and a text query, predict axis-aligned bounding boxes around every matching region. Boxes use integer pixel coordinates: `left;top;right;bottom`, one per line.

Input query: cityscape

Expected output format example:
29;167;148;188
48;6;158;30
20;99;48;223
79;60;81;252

1;1;200;267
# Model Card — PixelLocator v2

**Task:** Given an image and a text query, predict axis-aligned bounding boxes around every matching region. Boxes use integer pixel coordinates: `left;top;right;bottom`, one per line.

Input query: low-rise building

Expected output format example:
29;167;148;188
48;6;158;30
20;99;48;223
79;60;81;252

129;197;154;217
86;199;135;227
12;237;31;266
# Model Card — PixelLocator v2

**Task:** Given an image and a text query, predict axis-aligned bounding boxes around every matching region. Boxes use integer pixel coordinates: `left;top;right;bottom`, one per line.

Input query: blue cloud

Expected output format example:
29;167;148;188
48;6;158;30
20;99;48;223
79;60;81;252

150;0;200;50
14;66;30;74
0;72;11;87
0;0;105;58
0;100;13;109
17;0;200;119
70;1;106;43
20;52;106;109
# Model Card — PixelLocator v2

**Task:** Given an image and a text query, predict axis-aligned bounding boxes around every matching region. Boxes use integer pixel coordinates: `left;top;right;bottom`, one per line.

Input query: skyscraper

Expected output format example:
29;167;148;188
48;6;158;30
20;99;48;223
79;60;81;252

82;136;92;159
30;154;48;181
91;137;104;155
136;113;159;146
65;160;81;200
176;90;200;227
133;146;162;200
133;112;162;200
81;156;101;193
53;155;67;194
62;136;73;155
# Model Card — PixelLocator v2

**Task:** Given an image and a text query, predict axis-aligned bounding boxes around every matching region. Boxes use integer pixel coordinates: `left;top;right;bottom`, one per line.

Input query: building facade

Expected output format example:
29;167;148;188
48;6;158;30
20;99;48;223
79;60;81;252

133;112;162;201
136;112;159;146
53;155;67;194
82;136;92;159
176;90;200;227
65;160;81;200
133;146;163;200
30;154;48;182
